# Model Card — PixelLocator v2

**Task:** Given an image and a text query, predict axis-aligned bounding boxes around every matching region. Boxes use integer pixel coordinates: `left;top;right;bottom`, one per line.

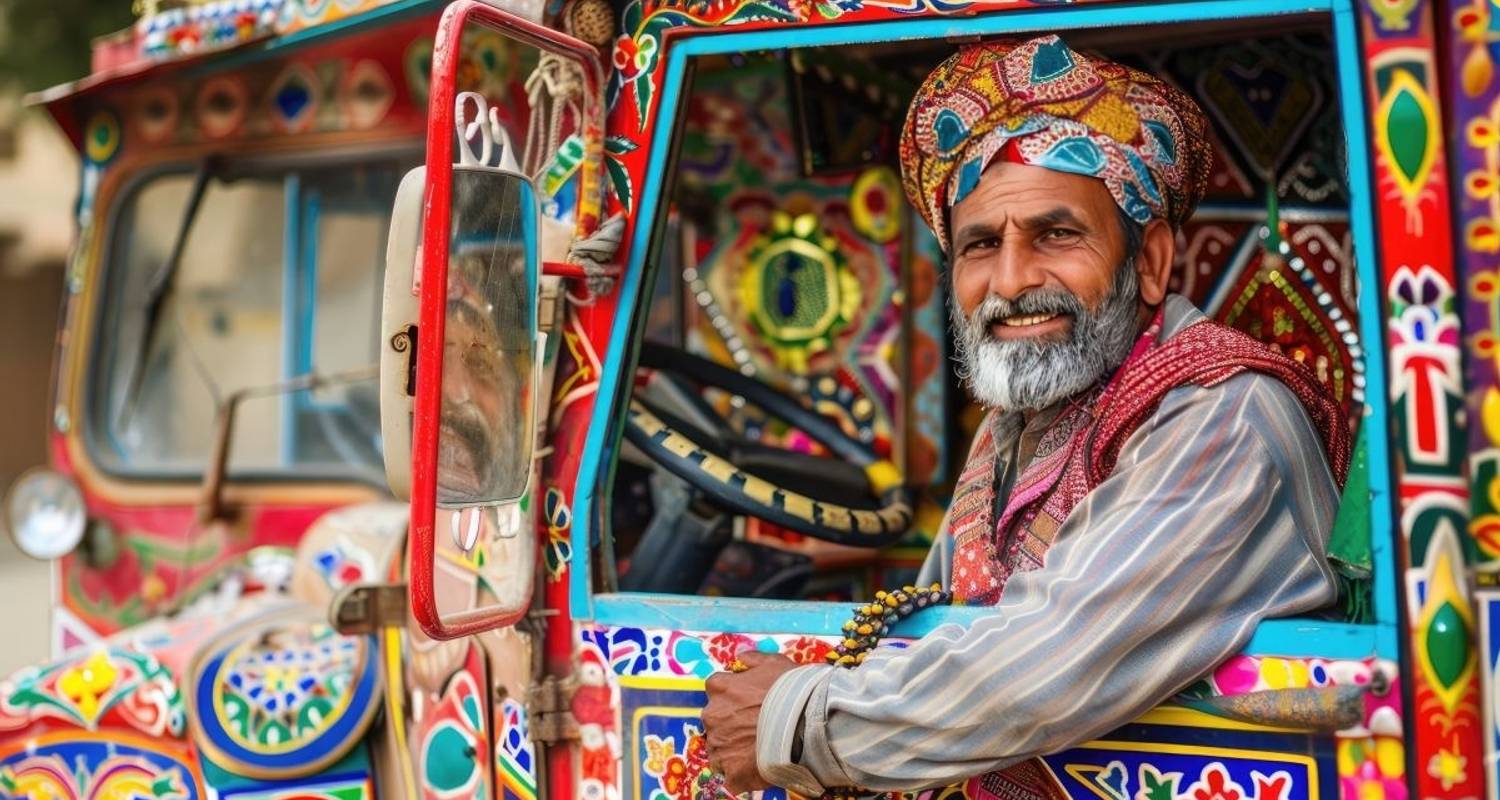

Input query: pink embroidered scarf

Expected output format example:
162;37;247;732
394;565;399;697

949;312;1352;605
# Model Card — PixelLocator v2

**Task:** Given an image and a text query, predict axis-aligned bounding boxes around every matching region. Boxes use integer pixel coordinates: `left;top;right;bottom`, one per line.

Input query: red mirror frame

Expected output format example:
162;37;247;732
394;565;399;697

410;0;605;640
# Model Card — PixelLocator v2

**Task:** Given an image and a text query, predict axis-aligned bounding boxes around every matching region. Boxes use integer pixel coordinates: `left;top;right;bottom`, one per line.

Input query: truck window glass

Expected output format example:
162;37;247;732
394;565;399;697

90;158;410;479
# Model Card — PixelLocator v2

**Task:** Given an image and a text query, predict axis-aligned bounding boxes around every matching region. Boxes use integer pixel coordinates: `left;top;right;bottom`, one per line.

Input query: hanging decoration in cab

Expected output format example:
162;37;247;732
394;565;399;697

737;211;861;373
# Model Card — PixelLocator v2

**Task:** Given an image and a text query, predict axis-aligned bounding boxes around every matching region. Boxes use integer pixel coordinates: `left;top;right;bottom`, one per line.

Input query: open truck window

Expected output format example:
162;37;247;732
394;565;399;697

600;20;1373;624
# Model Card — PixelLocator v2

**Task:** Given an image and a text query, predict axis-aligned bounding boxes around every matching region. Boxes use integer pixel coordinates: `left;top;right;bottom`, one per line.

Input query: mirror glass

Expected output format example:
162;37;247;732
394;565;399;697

436;166;538;507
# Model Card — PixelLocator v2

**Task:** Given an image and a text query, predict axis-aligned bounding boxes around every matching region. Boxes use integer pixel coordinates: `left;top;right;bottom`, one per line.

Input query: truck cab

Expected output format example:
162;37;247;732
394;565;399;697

0;0;1484;797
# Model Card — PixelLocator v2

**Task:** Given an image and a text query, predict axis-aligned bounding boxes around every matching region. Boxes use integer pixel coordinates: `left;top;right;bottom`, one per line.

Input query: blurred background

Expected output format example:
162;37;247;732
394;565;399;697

0;0;132;675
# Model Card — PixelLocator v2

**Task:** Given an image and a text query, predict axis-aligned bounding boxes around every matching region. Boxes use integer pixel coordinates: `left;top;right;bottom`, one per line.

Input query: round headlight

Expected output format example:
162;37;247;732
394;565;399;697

4;468;86;561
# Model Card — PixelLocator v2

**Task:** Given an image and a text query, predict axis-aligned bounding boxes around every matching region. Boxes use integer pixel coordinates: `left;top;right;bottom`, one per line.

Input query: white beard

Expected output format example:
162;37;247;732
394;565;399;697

951;263;1143;412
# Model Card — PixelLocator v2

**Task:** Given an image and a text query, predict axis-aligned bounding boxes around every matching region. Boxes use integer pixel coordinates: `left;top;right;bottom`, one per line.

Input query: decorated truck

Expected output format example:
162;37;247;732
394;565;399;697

0;0;1494;796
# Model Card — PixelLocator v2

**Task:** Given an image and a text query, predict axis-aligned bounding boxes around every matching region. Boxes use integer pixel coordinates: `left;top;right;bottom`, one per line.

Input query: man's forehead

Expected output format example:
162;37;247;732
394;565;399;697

951;162;1118;225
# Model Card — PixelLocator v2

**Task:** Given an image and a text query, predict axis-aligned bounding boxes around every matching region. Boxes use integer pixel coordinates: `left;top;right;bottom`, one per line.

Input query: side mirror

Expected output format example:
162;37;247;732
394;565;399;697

402;162;543;641
393;0;604;641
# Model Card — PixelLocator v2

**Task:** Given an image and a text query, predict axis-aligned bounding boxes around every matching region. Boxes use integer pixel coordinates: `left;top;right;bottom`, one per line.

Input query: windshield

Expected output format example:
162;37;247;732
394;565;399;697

90;156;415;481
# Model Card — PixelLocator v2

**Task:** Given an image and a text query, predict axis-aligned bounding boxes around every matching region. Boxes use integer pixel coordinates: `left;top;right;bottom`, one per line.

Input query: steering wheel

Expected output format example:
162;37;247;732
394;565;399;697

625;343;914;548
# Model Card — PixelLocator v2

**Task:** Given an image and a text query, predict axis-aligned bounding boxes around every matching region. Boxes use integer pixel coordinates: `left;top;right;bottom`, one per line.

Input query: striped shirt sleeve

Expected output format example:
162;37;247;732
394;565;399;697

756;372;1341;795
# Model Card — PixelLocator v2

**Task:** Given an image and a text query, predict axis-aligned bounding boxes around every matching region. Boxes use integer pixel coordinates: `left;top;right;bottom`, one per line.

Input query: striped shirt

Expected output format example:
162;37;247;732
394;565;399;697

756;295;1340;796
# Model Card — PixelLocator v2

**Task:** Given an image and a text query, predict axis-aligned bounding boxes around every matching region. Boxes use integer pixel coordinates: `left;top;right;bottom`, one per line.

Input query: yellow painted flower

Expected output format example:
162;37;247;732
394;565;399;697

644;736;674;774
263;664;302;694
57;650;118;720
1429;747;1468;790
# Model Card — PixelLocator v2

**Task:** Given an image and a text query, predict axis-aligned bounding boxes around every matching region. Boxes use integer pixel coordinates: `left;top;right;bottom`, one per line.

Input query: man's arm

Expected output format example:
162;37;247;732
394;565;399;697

756;373;1341;795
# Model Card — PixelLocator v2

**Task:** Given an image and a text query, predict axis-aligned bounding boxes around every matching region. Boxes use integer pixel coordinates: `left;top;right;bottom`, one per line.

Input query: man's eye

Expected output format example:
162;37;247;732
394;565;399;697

962;237;1000;254
464;343;501;372
1040;228;1079;242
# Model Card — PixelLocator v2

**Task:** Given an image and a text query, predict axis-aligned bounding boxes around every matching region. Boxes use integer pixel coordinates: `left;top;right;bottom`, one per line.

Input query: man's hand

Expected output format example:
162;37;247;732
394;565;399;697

702;651;801;795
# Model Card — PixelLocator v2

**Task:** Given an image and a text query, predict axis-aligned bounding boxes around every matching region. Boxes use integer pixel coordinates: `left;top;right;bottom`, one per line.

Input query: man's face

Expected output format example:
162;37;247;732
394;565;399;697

439;288;520;501
947;161;1144;411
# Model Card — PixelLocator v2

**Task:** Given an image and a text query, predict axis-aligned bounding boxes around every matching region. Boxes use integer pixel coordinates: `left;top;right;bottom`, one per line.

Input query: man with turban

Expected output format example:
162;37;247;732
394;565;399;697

701;36;1350;797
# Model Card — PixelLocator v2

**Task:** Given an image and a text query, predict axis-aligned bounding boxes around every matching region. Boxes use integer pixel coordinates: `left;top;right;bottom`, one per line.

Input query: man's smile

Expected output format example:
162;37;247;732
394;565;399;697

987;312;1073;340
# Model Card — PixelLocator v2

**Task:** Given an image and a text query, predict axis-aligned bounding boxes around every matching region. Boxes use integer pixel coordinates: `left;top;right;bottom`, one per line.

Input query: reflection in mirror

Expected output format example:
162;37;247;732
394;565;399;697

432;500;535;622
436;166;539;508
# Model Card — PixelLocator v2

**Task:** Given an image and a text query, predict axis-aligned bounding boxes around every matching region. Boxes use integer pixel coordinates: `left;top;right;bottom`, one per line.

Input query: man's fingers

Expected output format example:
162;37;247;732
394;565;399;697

723;765;767;797
705;671;728;694
735;650;785;669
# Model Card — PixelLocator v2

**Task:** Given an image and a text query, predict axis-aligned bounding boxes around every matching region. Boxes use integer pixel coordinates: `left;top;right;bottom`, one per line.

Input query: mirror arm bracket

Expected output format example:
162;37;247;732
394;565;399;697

329;582;411;634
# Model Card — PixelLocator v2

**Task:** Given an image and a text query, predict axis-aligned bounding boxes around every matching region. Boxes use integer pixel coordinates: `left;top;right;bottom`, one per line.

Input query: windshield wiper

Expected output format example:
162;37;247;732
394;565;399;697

116;157;218;431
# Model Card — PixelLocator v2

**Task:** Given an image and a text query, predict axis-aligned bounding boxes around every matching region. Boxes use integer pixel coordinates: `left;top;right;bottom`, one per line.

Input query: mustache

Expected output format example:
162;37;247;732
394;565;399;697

968;288;1088;332
442;404;495;468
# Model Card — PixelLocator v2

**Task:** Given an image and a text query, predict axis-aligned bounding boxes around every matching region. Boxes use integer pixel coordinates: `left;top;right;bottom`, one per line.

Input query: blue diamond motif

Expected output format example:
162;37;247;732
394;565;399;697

275;79;311;121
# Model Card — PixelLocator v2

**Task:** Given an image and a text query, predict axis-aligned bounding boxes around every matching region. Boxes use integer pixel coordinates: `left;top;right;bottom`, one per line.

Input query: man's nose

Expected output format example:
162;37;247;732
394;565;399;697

444;365;472;403
986;243;1047;301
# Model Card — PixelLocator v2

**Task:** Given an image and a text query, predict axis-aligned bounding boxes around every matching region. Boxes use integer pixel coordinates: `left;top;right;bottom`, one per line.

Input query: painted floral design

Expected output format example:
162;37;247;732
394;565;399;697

0;740;198;800
584;625;848;682
0;752;191;800
612;0;805;130
544;487;574;581
217;623;359;749
1050;761;1299;800
0;647;184;737
641;725;713;800
589;626;1393;800
58;652;119;719
312;537;376;591
1188;766;1244;800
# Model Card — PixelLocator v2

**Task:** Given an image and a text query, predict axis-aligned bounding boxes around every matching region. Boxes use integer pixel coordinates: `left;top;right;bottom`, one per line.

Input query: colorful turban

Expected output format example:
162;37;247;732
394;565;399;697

899;36;1213;247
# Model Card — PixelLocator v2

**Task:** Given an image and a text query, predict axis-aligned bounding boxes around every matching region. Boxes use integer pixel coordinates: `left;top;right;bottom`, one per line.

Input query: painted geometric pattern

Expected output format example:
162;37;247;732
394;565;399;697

1134;34;1362;427
498;698;539;800
190;618;380;778
1404;525;1483;795
216;627;361;751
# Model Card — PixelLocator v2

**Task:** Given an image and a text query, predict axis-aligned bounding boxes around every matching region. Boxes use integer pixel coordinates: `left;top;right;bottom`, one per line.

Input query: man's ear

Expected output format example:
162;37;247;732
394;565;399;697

1135;219;1176;305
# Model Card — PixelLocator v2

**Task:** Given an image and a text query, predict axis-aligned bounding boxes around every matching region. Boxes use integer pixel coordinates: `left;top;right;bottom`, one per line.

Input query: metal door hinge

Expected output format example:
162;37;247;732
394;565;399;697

329;583;409;635
528;674;580;745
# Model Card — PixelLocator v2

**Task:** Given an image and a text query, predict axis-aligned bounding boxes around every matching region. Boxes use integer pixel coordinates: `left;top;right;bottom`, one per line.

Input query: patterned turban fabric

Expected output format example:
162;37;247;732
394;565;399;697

899;35;1214;247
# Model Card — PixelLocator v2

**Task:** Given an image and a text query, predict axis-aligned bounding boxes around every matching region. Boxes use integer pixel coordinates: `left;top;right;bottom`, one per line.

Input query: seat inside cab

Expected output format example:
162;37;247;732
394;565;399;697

607;14;1369;618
